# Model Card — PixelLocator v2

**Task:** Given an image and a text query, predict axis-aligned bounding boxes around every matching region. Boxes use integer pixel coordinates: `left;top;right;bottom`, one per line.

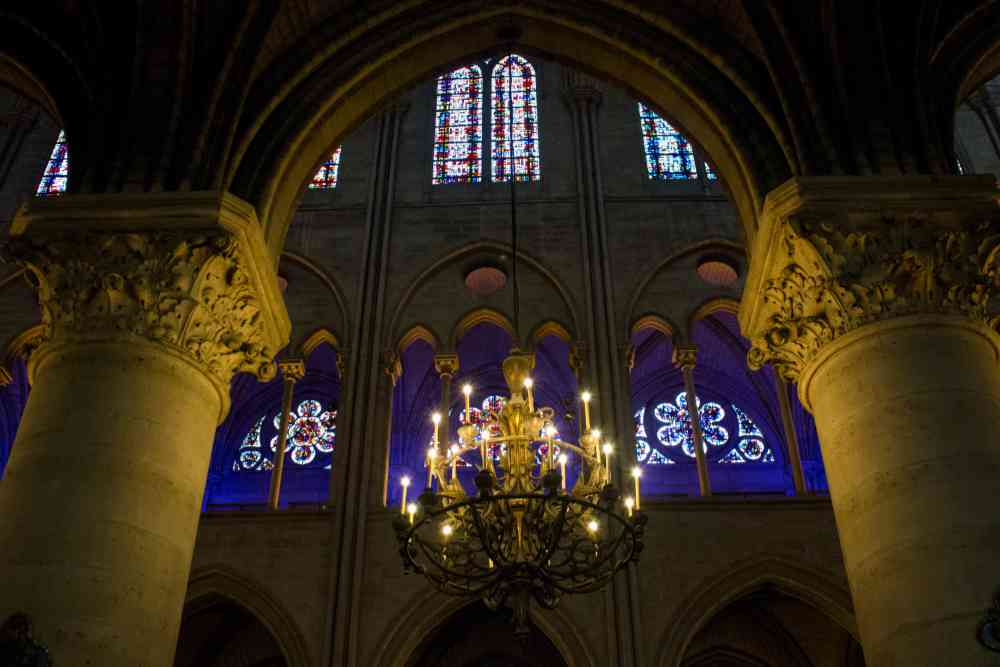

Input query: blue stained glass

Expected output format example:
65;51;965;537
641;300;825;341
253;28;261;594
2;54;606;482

234;416;273;472
433;65;484;184
704;161;718;180
269;399;337;466
309;146;343;189
491;55;541;182
638;103;697;180
731;404;772;462
36;130;69;196
654;392;728;457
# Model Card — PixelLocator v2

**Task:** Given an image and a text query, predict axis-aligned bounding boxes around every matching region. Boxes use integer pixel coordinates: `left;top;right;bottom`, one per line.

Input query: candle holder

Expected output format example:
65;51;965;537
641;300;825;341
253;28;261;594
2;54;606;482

392;349;647;635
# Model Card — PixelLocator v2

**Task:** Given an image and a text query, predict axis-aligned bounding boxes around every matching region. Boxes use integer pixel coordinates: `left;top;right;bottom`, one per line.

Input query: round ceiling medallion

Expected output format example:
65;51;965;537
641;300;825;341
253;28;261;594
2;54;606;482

696;256;739;287
465;266;507;296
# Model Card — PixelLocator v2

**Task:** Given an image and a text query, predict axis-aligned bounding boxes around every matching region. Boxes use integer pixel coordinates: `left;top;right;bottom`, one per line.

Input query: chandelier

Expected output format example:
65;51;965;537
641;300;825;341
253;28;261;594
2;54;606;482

392;350;646;634
392;49;645;633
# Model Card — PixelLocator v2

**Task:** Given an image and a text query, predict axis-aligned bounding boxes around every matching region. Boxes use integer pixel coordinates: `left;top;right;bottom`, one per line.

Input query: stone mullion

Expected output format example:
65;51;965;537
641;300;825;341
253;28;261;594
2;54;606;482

740;175;1000;666
322;104;404;667
565;72;641;667
0;192;289;667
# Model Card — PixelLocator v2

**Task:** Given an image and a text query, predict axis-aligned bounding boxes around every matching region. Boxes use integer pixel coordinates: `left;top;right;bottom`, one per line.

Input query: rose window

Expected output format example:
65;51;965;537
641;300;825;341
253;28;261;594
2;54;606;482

270;399;337;465
634;391;775;466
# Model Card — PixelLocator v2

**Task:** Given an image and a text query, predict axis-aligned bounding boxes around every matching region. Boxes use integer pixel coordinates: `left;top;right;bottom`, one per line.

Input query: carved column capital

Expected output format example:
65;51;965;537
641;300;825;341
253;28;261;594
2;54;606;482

433;353;459;378
383;349;402;386
672;344;697;370
740;176;1000;382
8;192;291;401
279;359;306;383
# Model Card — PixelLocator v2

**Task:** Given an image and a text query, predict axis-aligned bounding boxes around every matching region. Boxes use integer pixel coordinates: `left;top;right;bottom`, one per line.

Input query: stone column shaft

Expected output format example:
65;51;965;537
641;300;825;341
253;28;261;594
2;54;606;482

673;345;711;497
775;376;807;495
0;192;289;666
741;176;1000;666
268;359;305;510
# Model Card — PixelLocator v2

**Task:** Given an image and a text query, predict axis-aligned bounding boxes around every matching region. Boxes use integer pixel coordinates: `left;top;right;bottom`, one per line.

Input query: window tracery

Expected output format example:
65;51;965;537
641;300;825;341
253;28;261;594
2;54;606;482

491;55;541;182
633;391;775;465
433;65;484;184
638;103;697;180
36;130;68;196
234;399;337;471
309;146;343;189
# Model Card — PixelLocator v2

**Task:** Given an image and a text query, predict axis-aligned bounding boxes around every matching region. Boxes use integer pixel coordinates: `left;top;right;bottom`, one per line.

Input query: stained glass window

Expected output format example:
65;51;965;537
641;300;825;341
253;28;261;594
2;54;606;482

491;55;541;182
36;130;69;196
235;399;337;471
309;146;343;189
638;103;697;180
433;65;484;184
634;391;774;466
704;161;718;180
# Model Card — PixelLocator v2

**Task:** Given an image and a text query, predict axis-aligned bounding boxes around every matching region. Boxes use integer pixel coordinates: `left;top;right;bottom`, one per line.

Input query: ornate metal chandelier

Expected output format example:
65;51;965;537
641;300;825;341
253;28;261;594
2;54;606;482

392;49;645;633
392;349;646;633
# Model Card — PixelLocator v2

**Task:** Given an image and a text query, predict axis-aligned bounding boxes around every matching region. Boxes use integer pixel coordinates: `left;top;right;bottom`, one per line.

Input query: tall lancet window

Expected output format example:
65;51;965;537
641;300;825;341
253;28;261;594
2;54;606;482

36;129;69;196
309;146;343;189
432;65;484;184
638;103;697;180
491;55;541;182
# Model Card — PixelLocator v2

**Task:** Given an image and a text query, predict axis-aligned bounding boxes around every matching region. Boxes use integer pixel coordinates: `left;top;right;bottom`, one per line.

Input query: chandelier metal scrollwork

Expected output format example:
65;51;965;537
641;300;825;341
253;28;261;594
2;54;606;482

393;350;646;634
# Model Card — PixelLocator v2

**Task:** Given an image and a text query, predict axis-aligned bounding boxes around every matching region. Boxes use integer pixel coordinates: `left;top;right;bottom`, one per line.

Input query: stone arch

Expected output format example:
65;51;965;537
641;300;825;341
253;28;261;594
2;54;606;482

371;589;597;667
387;240;580;350
686;297;741;340
451;308;517;350
657;556;858;667
184;566;312;667
397;325;440;356
281;250;351;347
232;6;789;257
630;314;680;343
299;328;341;359
626;239;745;343
529;320;575;348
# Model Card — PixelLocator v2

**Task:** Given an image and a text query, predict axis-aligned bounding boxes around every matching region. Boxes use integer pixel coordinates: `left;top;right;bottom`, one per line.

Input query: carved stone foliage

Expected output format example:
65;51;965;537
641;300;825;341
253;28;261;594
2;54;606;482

10;230;279;384
746;215;1000;381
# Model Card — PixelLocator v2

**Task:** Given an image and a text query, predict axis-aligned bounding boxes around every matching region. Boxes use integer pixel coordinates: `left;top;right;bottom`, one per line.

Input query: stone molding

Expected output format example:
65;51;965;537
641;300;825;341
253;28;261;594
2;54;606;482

739;176;1000;382
8;191;291;390
433;353;459;378
672;343;697;370
279;359;306;383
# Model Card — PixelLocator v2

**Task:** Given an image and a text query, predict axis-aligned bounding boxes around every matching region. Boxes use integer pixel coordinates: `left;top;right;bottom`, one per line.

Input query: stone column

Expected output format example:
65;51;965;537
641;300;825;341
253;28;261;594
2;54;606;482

0;192;289;666
268;359;306;510
672;344;711;497
774;376;807;495
741;176;1000;666
434;353;459;421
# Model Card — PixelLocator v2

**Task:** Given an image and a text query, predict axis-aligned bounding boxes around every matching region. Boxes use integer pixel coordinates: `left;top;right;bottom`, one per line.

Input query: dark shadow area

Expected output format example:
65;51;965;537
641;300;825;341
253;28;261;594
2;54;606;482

407;601;567;667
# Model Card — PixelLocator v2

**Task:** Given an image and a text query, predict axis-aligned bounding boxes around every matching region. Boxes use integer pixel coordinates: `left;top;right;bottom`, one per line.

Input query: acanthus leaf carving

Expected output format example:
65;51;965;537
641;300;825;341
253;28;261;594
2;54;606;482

10;230;278;385
747;214;1000;382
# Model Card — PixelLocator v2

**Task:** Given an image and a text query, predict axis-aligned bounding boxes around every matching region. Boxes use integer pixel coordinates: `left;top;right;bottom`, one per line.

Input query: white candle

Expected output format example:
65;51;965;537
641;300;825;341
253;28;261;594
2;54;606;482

602;443;613;483
581;391;592;430
407;502;417;525
631;466;642;509
431;412;441;445
524;378;534;413
624;496;634;517
462;384;473;423
558;453;568;490
426;447;437;488
400;475;411;514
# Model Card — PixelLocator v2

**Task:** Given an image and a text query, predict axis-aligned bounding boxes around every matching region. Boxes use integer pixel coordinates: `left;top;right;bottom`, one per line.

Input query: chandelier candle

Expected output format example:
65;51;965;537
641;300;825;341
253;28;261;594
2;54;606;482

407;502;417;525
625;497;634;517
581;391;592;430
426;447;437;488
631;467;641;509
400;476;411;514
392;350;646;637
462;383;472;422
